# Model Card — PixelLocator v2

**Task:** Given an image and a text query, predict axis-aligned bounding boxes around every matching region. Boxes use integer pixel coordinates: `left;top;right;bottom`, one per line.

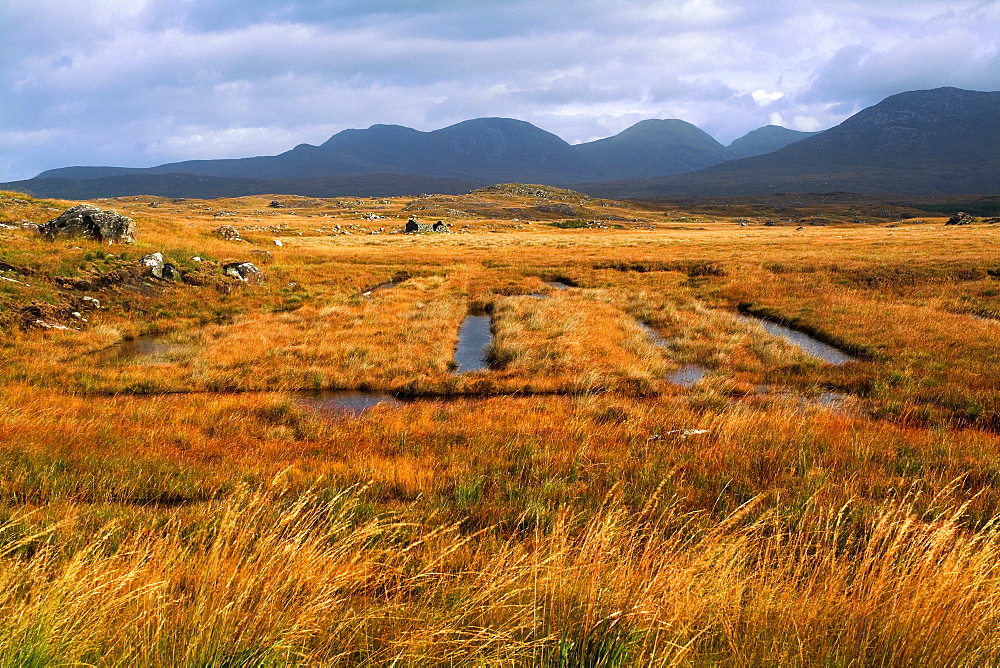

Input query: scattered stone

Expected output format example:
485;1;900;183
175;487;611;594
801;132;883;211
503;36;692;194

268;200;285;208
82;296;101;309
214;224;242;241
140;252;166;279
223;262;265;284
273;239;283;246
148;201;159;208
34;320;72;331
192;256;202;262
39;205;136;244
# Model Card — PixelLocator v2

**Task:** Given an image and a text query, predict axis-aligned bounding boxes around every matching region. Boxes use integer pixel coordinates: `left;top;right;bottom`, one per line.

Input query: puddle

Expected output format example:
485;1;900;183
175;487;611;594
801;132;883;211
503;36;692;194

636;321;668;347
637;321;710;387
547;280;573;290
668;364;710;388
743;316;855;365
91;337;180;365
298;390;404;417
454;315;493;373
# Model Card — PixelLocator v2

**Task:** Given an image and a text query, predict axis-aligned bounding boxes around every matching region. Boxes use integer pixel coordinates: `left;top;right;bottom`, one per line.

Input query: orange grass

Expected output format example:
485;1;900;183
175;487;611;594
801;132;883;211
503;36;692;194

5;190;1000;662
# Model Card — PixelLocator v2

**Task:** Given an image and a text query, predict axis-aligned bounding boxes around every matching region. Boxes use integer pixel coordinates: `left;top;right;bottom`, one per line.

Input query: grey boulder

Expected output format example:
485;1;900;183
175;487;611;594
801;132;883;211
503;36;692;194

223;262;265;285
40;205;136;244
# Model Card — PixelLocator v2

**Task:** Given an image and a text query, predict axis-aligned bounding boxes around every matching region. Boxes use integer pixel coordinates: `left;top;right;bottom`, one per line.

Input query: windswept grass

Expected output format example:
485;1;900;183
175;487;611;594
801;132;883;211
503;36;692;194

5;190;1000;662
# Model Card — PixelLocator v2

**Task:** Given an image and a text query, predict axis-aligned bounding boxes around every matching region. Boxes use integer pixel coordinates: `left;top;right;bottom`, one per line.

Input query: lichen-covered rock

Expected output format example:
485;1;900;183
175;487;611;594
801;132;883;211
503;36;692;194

39;205;135;243
140;252;165;278
223;262;265;285
214;225;242;241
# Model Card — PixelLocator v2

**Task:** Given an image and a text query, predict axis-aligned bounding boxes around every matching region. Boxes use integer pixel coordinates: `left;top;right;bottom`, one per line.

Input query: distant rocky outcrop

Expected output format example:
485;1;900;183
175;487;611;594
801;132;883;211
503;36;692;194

945;212;1000;225
39;205;135;243
405;218;450;233
214;225;242;241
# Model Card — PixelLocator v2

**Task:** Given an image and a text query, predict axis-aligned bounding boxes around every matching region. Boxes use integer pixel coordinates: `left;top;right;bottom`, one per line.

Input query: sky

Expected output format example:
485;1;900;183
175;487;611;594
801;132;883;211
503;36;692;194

2;0;999;182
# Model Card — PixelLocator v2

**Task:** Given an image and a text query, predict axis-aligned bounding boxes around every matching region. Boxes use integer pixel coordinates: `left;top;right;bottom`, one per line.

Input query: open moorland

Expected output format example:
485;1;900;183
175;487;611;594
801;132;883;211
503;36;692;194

5;185;1000;664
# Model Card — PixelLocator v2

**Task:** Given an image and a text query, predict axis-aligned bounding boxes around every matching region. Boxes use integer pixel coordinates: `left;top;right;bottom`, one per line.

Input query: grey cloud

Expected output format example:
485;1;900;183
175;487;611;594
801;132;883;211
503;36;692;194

3;0;999;181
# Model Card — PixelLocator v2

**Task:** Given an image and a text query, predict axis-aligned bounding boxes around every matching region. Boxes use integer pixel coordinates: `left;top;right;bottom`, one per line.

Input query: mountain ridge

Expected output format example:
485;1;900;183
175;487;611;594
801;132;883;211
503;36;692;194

14;87;1000;199
579;87;1000;198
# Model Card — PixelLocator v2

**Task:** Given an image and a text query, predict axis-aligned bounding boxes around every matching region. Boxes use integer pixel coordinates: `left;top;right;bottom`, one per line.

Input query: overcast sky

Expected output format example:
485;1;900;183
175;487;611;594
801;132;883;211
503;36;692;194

2;0;998;181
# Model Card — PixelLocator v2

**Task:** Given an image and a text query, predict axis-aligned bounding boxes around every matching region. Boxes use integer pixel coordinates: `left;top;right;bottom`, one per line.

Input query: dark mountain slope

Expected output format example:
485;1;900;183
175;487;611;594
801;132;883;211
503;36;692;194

579;88;1000;198
3;173;480;200
37;118;608;186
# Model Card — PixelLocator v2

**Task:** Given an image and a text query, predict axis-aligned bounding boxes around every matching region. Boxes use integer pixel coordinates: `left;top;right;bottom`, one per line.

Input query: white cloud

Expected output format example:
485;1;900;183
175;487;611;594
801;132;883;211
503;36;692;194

751;90;785;106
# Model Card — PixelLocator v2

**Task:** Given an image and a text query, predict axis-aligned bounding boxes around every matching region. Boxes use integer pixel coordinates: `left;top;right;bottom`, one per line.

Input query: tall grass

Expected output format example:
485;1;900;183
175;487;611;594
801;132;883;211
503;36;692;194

2;484;1000;665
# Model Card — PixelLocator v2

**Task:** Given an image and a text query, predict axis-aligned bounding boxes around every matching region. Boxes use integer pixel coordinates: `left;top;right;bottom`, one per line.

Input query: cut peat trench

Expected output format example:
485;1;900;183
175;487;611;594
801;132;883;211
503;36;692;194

741;315;856;365
298;390;404;417
454;314;494;373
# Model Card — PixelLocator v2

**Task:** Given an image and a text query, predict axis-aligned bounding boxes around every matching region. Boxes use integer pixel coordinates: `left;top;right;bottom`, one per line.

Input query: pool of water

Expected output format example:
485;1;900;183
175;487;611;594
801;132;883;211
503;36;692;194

668;364;710;387
636;321;668;347
298;390;404;417
546;280;573;290
745;316;855;365
454;315;493;373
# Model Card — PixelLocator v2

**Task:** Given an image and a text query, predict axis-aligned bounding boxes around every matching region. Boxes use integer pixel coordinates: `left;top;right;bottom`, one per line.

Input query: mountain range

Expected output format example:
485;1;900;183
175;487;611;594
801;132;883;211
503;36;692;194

3;87;997;199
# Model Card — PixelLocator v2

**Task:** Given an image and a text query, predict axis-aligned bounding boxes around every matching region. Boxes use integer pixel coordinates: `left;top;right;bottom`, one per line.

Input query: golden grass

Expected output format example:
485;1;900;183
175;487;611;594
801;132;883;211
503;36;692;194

4;189;1000;663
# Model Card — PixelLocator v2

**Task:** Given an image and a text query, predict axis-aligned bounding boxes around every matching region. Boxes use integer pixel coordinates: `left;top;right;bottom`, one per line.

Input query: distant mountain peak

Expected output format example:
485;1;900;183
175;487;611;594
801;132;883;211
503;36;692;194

727;125;818;159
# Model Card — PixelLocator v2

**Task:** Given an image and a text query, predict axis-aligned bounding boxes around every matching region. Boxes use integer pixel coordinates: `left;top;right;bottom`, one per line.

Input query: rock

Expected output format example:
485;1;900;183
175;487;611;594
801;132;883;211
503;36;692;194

223;262;265;284
273;239;283;246
140;252;165;279
268;200;285;208
192;256;202;262
214;225;242;241
946;212;976;225
405;217;451;233
948;212;974;225
39;205;135;243
82;296;101;309
161;264;180;281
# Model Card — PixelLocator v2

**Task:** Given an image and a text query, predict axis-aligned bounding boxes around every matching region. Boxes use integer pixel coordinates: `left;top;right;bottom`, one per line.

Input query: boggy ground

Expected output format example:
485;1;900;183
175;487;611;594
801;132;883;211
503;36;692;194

3;187;1000;664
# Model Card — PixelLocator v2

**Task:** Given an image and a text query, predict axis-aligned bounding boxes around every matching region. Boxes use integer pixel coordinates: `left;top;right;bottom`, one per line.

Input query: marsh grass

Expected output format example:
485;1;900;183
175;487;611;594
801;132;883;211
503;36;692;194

6;190;1000;662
